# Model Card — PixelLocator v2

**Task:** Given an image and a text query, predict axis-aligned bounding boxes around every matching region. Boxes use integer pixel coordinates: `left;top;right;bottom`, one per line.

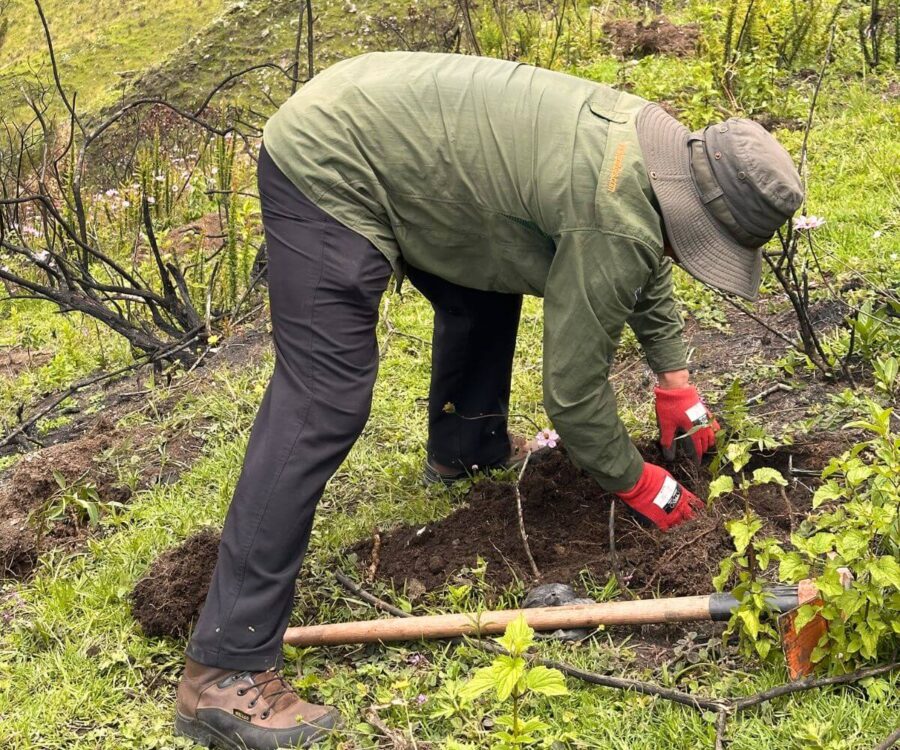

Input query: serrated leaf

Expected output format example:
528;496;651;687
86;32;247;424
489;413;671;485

726;516;763;554
737;608;760;639
725;442;751;472
493;655;526;701
708;475;734;500
835;529;870;560
751;467;787;486
845;463;874;487
812;480;845;508
496;614;534;656
869;555;900;589
517;718;551;734
793;603;820;632
778;552;810;583
459;664;498;702
524;665;568;696
713;557;734;592
805;532;837;556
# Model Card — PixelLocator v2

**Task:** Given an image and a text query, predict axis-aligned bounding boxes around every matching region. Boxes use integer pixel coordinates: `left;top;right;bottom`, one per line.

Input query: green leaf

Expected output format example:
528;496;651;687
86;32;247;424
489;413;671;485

812;480;845;509
52;469;67;490
737;608;760;640
751;467;787;486
778;552;810;583
524;666;568;697
869;556;900;589
835;529;869;560
493;655;526;701
713;557;734;592
793;603;821;632
726;516;763;554
804;532;837;556
725;442;751;473
496;614;534;657
845;463;874;487
459;664;498;702
708;475;734;500
517;718;551;734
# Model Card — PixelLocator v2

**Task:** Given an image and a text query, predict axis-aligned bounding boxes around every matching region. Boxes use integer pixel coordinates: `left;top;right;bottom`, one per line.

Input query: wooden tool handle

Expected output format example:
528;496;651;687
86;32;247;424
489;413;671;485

283;594;714;647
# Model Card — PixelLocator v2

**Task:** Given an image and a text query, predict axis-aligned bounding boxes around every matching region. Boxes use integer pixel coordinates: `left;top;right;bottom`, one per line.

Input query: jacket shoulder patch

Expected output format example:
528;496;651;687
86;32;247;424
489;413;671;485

607;142;628;193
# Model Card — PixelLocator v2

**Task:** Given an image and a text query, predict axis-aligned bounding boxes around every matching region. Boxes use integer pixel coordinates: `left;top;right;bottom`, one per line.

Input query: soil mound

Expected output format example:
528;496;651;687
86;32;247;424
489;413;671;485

131;528;220;638
355;441;836;597
604;17;700;59
0;422;131;578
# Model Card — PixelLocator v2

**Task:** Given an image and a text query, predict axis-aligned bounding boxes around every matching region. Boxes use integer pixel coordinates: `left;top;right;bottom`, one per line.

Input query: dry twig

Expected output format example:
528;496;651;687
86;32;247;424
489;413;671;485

513;451;541;580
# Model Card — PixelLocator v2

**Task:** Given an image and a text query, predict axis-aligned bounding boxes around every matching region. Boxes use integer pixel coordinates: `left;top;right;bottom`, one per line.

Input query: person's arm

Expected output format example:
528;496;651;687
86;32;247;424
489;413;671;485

626;256;688;379
542;231;656;492
543;231;702;529
627;257;720;461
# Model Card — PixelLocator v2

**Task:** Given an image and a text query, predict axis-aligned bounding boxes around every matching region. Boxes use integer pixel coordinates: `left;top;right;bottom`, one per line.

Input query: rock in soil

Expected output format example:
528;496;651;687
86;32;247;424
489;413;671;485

131;528;220;638
353;441;836;598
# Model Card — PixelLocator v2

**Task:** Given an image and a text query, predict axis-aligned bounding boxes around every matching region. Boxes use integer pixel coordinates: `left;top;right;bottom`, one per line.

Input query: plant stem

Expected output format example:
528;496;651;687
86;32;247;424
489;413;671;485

514;451;542;580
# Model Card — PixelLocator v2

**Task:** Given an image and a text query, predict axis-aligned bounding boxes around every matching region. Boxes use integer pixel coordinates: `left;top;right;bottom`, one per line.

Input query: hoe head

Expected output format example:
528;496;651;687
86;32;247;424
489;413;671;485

777;579;827;679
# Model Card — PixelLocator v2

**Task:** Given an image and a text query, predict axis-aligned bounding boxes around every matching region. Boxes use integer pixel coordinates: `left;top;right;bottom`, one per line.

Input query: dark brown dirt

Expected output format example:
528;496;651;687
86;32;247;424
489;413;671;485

0;421;131;578
604;17;700;59
131;528;220;638
354;437;846;597
0;318;270;581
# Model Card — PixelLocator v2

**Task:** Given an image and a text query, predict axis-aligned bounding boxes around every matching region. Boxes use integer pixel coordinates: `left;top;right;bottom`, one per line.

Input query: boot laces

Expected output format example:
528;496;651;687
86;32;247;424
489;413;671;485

246;670;297;718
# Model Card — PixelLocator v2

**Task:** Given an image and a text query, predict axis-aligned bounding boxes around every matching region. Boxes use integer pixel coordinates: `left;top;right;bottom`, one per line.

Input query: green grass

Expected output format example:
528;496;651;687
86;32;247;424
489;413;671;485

1;0;899;747
0;0;229;115
2;288;898;749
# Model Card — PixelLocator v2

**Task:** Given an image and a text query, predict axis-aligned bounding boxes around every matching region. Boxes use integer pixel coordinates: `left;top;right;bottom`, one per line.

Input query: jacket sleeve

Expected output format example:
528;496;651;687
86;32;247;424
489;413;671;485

626;256;689;374
542;230;657;492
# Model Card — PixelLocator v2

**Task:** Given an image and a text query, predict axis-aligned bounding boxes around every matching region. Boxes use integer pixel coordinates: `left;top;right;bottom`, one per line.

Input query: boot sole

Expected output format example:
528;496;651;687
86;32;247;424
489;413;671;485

175;711;235;749
175;710;334;749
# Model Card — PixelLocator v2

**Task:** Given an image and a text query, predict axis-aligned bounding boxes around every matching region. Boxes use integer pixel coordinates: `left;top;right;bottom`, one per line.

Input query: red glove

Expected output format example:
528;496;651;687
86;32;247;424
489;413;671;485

655;385;720;463
615;463;703;531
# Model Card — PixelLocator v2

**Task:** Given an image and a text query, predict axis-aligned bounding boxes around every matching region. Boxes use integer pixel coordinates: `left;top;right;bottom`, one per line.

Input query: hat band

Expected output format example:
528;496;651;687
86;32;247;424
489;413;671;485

689;140;772;249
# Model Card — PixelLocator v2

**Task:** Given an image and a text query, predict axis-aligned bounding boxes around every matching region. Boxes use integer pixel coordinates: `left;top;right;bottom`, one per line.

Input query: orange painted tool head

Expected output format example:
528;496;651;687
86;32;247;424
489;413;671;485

778;579;827;679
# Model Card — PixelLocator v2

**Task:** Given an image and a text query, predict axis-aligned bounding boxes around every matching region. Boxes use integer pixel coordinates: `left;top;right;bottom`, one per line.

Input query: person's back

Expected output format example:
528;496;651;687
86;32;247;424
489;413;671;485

263;51;655;292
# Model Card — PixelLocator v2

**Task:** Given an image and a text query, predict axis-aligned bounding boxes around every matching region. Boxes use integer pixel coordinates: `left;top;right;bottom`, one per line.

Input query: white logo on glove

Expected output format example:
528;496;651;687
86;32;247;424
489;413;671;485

652;475;682;513
685;402;708;426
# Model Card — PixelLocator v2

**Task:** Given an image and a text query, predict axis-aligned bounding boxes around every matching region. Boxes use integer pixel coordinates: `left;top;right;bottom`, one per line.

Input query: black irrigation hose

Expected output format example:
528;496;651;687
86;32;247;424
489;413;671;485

332;572;899;745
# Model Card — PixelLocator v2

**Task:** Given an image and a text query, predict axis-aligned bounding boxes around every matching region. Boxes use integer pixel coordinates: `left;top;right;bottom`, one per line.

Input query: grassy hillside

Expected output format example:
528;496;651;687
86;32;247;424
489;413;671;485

0;0;230;113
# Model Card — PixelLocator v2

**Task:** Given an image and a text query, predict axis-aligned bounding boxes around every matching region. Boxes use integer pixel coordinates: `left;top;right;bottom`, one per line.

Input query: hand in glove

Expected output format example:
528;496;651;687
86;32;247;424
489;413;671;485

615;462;703;531
655;385;720;463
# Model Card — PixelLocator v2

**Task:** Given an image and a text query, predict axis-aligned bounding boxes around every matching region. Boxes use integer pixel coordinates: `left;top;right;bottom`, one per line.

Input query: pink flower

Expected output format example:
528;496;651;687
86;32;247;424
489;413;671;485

535;428;560;449
793;215;825;231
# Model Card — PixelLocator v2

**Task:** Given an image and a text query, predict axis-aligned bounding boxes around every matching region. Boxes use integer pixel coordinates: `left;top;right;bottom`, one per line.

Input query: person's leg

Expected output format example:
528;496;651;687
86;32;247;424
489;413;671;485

405;265;522;472
186;145;392;671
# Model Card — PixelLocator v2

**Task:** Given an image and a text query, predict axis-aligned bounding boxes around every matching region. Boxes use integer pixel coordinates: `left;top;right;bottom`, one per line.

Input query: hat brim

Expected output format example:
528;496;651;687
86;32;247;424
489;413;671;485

635;104;761;301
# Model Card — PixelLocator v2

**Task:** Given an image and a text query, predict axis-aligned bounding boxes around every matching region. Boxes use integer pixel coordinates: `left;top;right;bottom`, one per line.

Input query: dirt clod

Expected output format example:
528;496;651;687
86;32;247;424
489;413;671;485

131;528;220;638
604;17;700;59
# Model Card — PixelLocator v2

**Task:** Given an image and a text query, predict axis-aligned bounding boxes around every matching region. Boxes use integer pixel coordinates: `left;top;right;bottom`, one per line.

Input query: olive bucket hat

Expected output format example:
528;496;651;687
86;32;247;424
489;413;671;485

635;105;804;300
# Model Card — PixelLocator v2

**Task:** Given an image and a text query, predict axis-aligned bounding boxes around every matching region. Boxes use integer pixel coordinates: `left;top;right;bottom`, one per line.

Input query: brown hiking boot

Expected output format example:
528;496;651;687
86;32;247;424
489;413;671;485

175;657;339;749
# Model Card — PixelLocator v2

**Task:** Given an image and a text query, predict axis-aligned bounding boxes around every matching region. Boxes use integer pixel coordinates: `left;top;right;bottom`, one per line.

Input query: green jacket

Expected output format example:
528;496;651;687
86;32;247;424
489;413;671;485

263;51;687;491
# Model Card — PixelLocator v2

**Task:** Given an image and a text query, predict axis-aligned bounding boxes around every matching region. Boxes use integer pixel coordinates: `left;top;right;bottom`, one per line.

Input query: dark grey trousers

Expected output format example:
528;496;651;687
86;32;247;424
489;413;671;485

187;145;521;670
